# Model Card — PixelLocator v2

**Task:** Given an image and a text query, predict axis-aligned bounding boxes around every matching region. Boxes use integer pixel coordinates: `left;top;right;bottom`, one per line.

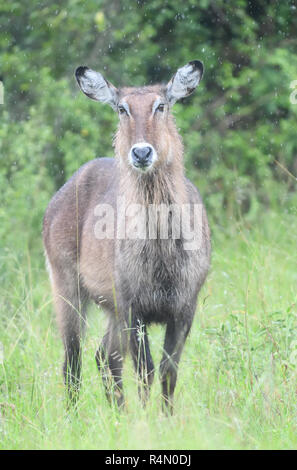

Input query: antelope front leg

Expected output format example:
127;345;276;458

130;318;155;406
95;319;128;409
159;314;194;414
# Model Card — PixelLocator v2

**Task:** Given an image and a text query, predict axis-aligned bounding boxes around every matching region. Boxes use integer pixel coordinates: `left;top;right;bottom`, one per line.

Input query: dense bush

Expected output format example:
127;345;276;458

0;0;296;251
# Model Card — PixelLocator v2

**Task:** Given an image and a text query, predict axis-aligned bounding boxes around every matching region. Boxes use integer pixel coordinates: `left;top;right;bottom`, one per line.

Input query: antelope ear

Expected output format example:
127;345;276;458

166;60;204;105
75;66;119;110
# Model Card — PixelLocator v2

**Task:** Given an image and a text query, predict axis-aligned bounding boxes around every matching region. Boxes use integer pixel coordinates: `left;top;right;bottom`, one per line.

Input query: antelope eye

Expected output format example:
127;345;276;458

118;105;127;115
157;103;165;112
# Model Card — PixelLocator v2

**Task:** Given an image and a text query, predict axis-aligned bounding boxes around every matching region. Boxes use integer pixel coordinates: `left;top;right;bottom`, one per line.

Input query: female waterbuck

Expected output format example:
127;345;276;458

43;60;211;413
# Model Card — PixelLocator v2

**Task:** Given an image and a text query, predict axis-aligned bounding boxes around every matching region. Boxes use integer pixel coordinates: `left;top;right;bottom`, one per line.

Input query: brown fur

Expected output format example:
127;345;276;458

43;65;211;412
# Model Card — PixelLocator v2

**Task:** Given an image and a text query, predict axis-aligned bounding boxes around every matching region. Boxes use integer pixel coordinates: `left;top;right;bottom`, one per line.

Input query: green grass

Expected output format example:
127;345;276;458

1;210;297;450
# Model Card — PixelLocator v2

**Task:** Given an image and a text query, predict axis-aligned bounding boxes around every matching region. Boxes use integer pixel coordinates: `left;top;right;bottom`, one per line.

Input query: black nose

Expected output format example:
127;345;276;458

132;146;152;166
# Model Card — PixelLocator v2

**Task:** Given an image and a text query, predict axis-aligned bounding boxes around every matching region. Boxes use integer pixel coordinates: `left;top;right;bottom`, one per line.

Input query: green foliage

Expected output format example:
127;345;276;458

1;1;297;251
0;1;297;450
0;212;297;449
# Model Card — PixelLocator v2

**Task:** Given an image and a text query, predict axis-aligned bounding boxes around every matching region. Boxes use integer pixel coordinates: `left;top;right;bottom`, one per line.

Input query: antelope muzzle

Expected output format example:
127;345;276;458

129;143;157;171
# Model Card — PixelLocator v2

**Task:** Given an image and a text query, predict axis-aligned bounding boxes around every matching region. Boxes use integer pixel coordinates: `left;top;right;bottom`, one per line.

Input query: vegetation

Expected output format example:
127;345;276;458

1;213;297;449
0;0;296;449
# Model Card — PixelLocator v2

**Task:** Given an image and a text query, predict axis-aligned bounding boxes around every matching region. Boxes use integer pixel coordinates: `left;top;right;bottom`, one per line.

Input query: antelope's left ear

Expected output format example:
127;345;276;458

166;60;204;106
75;66;119;110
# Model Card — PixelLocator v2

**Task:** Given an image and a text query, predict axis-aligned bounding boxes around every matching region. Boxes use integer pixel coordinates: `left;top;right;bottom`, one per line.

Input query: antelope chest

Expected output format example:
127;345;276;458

117;238;197;321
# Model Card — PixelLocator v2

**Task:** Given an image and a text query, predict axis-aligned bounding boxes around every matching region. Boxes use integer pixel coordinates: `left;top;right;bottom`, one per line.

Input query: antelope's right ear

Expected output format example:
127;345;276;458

166;60;204;106
75;66;119;110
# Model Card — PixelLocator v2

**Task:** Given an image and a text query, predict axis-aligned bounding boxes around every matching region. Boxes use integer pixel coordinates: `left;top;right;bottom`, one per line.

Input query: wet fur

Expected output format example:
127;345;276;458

43;67;211;412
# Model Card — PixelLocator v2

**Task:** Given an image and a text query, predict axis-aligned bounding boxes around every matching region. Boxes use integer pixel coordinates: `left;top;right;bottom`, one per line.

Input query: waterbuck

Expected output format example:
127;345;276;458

43;60;211;413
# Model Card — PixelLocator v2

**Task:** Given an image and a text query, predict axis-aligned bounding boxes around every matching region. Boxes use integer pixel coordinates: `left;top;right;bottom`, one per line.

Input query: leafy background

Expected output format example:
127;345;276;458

0;0;297;450
1;0;297;253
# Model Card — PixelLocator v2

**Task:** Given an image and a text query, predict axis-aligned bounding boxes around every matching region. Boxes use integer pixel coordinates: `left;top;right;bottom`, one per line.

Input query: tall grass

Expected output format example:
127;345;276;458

0;211;296;449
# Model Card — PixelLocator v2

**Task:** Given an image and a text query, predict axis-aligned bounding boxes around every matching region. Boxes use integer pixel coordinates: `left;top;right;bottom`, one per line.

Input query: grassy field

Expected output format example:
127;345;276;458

0;210;296;450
